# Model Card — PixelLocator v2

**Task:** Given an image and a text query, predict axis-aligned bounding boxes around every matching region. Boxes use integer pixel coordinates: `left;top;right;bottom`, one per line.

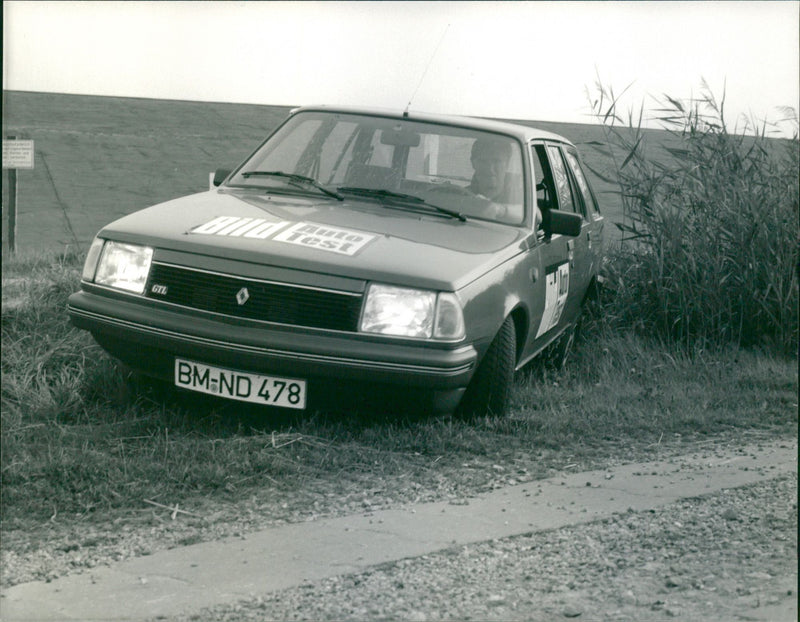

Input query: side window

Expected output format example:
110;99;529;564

406;134;474;183
564;148;599;216
531;144;556;214
546;144;580;215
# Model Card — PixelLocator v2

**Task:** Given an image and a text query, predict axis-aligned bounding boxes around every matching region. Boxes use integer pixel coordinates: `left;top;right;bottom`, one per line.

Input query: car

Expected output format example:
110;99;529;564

67;105;604;416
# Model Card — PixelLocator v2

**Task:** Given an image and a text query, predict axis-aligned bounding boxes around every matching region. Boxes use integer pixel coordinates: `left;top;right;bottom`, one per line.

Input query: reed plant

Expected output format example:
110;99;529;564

588;79;799;355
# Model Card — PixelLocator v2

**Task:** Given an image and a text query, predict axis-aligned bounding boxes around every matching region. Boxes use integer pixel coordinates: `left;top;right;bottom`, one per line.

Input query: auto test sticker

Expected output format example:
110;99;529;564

189;217;376;256
272;222;375;256
536;262;570;338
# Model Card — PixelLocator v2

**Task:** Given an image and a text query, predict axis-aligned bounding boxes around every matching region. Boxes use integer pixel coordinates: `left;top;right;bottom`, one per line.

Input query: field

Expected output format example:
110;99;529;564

1;90;797;615
1;90;632;256
1;91;288;255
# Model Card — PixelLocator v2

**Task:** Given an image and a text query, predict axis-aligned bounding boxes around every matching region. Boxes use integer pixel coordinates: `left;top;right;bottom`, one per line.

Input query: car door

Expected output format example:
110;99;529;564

563;145;604;283
544;142;593;321
520;143;573;362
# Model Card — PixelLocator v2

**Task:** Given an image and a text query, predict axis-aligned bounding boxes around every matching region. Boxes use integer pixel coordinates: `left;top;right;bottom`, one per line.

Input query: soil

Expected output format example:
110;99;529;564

1;433;796;621
172;473;797;622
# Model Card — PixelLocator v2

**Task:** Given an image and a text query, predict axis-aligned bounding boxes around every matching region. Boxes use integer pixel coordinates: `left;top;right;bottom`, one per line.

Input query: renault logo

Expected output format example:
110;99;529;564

236;287;250;305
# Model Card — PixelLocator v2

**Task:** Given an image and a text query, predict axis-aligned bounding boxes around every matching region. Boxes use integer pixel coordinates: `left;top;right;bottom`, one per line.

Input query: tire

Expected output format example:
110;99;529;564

459;317;516;417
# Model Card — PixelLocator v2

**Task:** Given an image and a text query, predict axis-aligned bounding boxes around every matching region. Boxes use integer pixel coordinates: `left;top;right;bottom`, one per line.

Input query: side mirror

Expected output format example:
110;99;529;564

212;168;231;188
542;209;582;237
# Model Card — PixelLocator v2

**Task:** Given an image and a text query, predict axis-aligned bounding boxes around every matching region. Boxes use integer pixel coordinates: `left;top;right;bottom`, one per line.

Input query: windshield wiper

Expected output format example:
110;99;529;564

241;171;343;201
337;187;467;222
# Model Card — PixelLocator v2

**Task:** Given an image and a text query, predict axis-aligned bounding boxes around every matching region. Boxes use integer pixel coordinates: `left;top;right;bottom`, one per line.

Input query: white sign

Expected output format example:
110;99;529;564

536;262;570;338
2;140;34;169
190;216;289;239
189;216;377;256
272;222;376;256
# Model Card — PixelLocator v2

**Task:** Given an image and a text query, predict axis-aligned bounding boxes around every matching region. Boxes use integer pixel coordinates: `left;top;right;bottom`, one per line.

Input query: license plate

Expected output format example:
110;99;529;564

174;359;306;409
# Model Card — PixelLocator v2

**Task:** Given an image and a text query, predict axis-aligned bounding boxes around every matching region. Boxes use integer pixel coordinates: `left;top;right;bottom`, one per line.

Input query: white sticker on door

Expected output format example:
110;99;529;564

536;262;570;338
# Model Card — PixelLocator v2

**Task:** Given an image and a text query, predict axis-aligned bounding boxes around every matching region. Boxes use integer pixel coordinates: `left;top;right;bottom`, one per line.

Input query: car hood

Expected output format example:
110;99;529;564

98;188;530;291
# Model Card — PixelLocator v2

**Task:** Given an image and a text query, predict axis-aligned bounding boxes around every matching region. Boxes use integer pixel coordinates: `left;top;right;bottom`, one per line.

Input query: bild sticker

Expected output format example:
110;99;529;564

189;216;289;239
188;217;376;256
536;262;570;338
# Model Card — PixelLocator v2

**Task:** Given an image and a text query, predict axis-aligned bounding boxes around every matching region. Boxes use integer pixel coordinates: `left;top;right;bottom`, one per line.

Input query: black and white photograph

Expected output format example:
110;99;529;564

2;2;797;620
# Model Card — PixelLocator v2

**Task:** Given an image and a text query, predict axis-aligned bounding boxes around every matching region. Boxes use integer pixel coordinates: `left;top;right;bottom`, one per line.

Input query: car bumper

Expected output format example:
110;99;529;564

67;290;478;396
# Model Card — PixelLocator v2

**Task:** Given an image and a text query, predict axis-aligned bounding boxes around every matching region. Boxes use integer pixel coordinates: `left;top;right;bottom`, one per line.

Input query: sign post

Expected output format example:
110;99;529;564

2;137;35;254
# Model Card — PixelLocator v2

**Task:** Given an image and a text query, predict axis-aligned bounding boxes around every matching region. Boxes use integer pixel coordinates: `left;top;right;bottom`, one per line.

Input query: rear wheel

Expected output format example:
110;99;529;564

458;317;516;417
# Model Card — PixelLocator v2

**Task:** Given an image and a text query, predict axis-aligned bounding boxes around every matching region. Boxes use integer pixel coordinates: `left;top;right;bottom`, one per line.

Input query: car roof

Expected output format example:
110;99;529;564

290;105;574;146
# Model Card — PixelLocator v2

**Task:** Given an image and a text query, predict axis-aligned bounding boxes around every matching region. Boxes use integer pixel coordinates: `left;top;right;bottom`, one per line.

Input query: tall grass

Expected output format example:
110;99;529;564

2;251;796;529
2;250;104;422
588;79;799;354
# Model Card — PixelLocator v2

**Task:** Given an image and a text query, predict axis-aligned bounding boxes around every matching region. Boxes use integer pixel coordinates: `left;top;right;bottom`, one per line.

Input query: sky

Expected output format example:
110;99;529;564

3;1;799;135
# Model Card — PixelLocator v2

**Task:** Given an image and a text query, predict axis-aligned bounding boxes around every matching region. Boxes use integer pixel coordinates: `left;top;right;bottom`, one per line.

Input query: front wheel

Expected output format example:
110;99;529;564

458;317;516;417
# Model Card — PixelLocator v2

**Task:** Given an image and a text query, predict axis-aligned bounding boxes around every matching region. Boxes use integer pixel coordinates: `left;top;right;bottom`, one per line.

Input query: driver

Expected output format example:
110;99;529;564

468;137;513;202
468;136;539;226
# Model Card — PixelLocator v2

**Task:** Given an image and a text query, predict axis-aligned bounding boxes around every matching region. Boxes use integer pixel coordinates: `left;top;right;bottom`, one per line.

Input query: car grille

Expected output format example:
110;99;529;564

145;263;363;332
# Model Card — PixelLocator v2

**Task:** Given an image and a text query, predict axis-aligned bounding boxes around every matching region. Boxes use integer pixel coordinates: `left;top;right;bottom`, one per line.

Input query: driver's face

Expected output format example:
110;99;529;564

472;152;509;197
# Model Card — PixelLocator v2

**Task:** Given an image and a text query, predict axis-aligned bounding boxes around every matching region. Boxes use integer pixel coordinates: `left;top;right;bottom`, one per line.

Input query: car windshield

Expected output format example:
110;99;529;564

228;111;526;225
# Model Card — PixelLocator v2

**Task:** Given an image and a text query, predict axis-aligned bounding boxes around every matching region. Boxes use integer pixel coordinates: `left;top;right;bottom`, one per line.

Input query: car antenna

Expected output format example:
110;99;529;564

404;23;450;118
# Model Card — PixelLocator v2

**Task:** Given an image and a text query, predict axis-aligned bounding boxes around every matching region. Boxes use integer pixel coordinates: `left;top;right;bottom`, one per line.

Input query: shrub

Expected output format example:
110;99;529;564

588;79;799;355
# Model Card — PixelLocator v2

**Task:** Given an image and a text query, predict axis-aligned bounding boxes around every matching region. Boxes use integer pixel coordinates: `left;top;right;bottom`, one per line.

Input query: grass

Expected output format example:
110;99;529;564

2;87;797;566
2;91;627;254
2;251;796;533
588;78;799;354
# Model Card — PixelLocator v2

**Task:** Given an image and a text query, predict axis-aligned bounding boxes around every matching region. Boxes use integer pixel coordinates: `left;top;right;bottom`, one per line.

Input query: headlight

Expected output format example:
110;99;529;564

81;237;105;282
433;292;466;339
93;241;154;294
360;284;465;340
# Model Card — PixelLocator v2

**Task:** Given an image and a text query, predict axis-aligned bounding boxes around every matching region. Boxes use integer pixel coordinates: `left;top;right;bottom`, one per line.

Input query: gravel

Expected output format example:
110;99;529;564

2;435;796;621
167;472;797;622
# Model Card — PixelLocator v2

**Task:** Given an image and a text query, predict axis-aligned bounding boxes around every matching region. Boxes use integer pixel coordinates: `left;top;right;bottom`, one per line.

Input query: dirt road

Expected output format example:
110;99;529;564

2;438;796;621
